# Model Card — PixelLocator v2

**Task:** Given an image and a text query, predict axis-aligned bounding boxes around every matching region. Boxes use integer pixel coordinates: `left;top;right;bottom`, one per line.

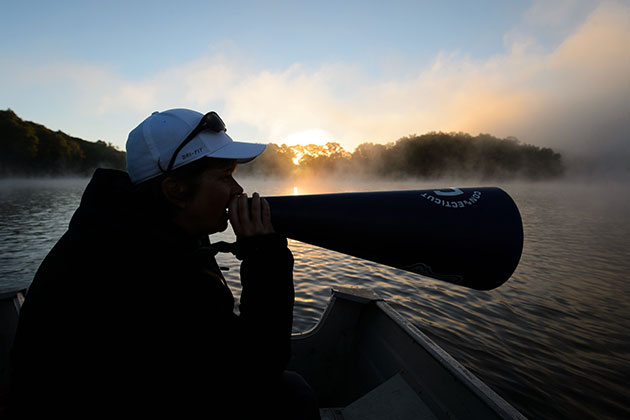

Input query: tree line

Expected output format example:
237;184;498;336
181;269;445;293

238;132;564;180
0;109;125;176
1;109;563;180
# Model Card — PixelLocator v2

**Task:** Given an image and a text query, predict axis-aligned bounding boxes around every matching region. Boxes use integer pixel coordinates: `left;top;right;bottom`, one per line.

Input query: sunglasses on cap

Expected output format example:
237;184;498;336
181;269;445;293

159;111;226;173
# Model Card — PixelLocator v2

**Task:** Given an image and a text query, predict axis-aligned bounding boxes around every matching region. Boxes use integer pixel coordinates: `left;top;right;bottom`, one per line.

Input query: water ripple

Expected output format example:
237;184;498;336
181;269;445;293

1;178;629;419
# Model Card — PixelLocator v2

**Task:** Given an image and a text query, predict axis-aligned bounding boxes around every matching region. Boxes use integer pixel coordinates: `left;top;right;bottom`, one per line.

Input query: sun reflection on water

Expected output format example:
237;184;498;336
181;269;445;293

2;178;630;420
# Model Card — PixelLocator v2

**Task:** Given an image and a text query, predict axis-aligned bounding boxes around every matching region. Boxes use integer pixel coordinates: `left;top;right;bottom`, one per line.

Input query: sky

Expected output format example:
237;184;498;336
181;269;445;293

1;0;629;165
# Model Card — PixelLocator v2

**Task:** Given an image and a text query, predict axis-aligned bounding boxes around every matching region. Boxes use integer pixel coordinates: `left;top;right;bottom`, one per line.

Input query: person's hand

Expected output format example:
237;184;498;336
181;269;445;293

228;192;275;237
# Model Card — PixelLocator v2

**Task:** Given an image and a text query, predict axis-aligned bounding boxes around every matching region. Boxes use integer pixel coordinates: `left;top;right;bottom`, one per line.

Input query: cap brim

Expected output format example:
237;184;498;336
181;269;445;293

207;141;266;163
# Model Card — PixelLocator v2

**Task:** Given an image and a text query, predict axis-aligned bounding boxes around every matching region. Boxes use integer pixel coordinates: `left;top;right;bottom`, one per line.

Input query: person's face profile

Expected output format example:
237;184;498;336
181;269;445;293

177;160;242;235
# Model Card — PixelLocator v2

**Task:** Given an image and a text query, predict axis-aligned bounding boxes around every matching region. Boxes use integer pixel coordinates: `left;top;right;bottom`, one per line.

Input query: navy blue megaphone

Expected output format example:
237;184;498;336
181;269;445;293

264;187;523;290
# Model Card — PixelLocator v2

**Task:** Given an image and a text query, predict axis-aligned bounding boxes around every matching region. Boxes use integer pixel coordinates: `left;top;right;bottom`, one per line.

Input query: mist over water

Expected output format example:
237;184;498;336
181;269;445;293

1;175;629;419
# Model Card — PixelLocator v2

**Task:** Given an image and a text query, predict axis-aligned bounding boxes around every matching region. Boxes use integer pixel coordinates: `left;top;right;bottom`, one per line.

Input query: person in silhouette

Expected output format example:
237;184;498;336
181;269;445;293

9;109;319;419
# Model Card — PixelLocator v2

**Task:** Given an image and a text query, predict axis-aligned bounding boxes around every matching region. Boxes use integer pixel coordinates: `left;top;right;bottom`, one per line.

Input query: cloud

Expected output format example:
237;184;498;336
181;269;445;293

508;1;630;155
2;1;627;164
220;0;629;158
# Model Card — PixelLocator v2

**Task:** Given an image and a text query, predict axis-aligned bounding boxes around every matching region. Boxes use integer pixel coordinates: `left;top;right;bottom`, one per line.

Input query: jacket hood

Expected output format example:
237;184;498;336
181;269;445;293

69;169;139;234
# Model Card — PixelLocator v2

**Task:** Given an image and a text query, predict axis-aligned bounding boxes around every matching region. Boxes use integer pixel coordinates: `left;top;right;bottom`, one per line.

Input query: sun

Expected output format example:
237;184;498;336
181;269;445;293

282;129;337;165
292;151;304;166
280;129;351;166
282;129;333;147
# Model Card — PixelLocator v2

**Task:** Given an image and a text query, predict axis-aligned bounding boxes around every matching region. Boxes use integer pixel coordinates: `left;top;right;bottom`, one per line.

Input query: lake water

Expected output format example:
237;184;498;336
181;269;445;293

1;175;629;419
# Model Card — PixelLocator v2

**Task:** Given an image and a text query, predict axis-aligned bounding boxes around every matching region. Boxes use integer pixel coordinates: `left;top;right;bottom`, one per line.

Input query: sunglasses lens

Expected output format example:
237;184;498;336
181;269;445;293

206;112;226;132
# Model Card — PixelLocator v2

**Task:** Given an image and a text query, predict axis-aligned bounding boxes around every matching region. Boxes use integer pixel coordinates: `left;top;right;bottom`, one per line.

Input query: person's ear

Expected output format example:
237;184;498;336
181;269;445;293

161;177;188;208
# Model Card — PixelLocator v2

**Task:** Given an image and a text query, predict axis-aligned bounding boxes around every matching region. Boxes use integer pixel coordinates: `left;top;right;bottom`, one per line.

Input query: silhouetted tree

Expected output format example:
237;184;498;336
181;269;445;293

1;109;563;180
0;109;125;176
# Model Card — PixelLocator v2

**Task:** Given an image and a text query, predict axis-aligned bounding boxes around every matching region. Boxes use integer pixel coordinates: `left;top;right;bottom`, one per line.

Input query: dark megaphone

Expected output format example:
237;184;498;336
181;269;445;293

263;187;523;290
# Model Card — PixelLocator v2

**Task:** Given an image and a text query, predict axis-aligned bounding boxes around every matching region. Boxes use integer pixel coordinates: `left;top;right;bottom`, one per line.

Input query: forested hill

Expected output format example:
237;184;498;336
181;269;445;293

1;109;564;180
0;109;125;176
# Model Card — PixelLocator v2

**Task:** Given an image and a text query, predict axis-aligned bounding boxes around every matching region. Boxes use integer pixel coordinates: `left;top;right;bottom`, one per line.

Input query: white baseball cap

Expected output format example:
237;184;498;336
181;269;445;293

126;108;266;184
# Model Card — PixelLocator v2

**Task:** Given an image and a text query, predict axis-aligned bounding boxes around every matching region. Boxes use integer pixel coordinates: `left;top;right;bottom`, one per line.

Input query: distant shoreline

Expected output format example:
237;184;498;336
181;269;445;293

1;109;126;178
2;108;598;182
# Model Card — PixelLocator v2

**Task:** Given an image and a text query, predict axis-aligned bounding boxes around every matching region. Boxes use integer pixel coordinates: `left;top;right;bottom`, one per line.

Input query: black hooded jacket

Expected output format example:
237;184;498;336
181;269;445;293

9;168;295;417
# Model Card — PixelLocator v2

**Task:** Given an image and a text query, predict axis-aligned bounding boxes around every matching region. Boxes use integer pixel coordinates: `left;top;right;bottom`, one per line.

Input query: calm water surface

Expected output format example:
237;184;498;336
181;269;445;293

1;176;629;419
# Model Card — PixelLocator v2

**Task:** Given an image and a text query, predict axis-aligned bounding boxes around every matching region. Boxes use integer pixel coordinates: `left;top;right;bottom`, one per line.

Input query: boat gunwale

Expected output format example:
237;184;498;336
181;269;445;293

290;286;526;419
374;297;526;420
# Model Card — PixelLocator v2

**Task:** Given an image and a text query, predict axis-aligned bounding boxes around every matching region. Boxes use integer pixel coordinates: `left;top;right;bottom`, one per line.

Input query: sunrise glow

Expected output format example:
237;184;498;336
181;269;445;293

282;129;334;147
292;151;304;166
